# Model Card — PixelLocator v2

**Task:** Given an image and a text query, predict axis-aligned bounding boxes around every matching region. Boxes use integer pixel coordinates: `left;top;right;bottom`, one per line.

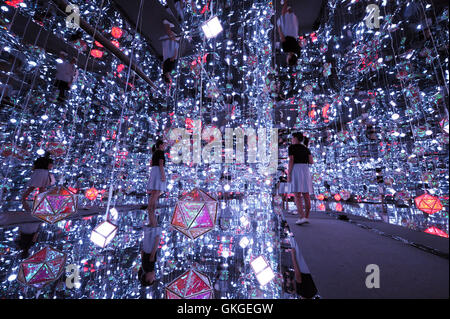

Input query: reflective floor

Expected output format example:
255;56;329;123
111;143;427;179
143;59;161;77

0;191;292;299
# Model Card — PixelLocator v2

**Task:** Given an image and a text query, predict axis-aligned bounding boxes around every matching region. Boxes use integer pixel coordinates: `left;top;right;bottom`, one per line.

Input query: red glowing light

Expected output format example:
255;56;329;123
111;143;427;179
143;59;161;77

5;0;23;8
316;194;325;201
85;187;99;201
334;194;341;201
94;41;104;48
414;193;443;215
117;64;125;73
90;49;103;58
111;40;120;48
318;203;325;211
424;226;449;238
336;203;343;212
111;27;123;39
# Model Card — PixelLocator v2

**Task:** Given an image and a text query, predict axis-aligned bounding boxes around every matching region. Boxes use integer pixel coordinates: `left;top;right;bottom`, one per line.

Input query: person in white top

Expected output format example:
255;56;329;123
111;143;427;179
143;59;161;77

55;52;76;101
161;19;180;84
277;1;300;66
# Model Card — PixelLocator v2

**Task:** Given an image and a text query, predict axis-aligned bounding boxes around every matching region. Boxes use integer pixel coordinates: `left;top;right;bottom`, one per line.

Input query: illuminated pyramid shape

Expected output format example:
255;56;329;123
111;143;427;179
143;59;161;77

165;268;214;299
171;188;218;240
17;247;67;289
32;186;78;224
414;193;443;215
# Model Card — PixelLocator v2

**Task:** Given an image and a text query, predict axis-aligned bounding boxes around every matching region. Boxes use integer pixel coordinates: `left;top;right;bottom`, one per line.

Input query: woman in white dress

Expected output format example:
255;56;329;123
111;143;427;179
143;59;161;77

19;152;55;258
288;133;314;225
147;140;166;227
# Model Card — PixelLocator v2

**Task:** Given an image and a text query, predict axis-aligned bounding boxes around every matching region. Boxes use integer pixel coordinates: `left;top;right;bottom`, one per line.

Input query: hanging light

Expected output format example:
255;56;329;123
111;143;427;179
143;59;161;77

201;16;223;39
90;220;118;248
250;256;275;286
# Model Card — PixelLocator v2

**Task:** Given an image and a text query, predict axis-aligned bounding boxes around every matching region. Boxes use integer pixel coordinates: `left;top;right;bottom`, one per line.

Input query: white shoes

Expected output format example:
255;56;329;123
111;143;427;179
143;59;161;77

295;218;309;225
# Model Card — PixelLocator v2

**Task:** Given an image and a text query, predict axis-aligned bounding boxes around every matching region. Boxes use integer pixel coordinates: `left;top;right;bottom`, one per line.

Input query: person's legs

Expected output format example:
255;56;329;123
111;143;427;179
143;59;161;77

148;190;160;227
21;187;35;212
293;192;304;219
302;192;311;219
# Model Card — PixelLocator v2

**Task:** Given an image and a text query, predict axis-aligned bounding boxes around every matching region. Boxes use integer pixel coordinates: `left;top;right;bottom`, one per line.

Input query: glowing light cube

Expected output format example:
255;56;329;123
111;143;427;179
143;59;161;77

17;247;66;288
250;256;275;286
171;188;218;240
201;16;223;39
165;269;213;299
90;220;118;247
32;186;77;224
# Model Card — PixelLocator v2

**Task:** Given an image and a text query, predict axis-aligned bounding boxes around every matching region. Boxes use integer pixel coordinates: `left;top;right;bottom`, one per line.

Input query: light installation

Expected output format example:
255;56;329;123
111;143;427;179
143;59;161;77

17;247;67;288
32;186;78;224
171;189;218;240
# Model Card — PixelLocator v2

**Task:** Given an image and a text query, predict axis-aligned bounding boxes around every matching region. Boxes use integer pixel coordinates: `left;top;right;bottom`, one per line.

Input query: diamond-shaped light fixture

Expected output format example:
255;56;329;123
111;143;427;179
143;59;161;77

414;193;443;215
165;268;213;299
171;188;218;240
32;186;77;224
17;246;67;288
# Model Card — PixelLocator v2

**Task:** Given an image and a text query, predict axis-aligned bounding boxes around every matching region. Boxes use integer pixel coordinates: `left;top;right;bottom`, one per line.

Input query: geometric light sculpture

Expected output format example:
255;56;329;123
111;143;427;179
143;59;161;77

31;186;77;224
250;256;275;287
90;220;118;248
414;193;443;215
424;226;449;238
17;246;66;289
171;188;218;240
201;16;223;39
165;268;214;299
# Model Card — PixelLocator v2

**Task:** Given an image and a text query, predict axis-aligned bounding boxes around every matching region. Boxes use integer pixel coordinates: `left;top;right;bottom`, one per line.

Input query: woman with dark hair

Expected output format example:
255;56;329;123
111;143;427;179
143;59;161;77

21;152;55;212
19;151;55;258
161;19;179;84
277;0;300;66
146;140;166;227
288;132;314;225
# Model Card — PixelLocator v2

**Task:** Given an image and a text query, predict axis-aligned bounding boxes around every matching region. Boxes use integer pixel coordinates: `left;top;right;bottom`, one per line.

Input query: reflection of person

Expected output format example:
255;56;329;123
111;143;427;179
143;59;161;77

288;133;314;225
147;140;166;227
138;226;161;287
161;20;180;84
290;237;318;299
55;52;76;102
277;0;300;66
21;152;55;212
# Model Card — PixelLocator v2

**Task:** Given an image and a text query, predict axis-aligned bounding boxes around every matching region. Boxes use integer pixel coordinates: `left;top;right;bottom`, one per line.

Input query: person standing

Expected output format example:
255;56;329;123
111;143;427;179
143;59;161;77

21;152;55;212
161;20;180;84
55;52;76;102
138;225;162;287
19;152;55;258
288;132;314;225
147;140;166;227
277;0;300;66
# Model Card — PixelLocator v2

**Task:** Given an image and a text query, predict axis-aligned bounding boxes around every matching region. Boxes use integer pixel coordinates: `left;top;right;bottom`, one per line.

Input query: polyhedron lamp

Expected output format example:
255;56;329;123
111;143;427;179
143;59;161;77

424;226;449;238
414;193;443;215
165;268;214;299
90;220;118;247
17;246;66;289
31;186;77;224
171;188;218;240
201;16;223;39
250;256;275;286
